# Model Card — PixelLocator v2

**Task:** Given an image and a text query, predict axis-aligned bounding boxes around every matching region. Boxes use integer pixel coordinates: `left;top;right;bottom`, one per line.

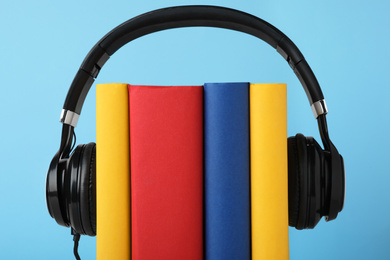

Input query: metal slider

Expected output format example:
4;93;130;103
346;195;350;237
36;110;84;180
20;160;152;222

60;109;80;127
311;99;328;119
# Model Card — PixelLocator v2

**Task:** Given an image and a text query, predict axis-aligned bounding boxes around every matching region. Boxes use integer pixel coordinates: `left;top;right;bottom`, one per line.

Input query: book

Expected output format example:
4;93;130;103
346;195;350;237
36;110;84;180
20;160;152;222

96;83;131;259
250;83;289;259
129;85;203;260
203;82;251;260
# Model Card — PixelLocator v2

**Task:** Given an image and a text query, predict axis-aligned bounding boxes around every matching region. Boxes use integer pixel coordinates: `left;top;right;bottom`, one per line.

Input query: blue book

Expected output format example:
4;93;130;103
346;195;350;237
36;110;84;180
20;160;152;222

204;82;251;260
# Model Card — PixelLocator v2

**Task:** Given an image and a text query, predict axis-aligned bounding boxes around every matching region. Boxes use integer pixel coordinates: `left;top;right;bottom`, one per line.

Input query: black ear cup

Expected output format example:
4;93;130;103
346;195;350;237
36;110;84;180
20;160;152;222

326;146;345;222
288;133;345;229
82;142;96;236
46;152;70;228
288;134;326;229
67;143;96;236
46;142;97;236
287;136;302;228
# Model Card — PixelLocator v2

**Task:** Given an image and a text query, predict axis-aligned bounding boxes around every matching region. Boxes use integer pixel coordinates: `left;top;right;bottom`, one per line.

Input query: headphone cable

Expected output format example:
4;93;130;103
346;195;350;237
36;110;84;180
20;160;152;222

70;131;77;151
72;231;81;260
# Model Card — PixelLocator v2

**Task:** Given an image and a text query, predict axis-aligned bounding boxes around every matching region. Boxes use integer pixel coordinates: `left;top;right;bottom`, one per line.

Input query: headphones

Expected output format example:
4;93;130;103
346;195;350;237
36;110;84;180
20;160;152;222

46;5;345;237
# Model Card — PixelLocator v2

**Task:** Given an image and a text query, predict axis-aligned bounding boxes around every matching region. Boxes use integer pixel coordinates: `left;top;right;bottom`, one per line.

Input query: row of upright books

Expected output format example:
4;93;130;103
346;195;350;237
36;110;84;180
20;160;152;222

96;82;289;260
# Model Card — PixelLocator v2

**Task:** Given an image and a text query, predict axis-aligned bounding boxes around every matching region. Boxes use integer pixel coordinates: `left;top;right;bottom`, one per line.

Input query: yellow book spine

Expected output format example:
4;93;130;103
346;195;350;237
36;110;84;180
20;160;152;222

96;83;131;259
250;83;289;260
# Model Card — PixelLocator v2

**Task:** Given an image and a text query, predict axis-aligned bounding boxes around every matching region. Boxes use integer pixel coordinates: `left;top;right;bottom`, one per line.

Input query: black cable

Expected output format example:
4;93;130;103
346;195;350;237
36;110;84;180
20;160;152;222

73;232;81;260
70;131;77;151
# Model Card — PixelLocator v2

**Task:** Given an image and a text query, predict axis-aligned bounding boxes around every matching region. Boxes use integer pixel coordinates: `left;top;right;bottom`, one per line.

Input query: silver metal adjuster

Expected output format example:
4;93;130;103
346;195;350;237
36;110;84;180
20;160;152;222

311;99;328;119
60;109;80;127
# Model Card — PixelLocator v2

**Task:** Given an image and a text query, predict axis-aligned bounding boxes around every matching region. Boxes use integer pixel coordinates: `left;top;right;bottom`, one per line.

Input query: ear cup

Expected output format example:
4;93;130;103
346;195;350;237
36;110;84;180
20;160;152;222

67;143;96;236
287;137;300;228
78;143;96;236
288;134;323;229
46;153;70;228
288;134;309;229
325;145;345;222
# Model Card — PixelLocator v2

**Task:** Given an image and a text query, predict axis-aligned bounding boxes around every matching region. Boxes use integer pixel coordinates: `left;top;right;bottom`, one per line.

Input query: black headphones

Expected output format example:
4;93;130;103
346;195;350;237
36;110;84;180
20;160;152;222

46;5;345;237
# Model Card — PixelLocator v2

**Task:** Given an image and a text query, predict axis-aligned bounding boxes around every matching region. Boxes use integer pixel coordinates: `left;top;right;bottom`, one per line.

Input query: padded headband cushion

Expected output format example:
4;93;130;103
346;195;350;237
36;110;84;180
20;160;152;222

79;142;96;236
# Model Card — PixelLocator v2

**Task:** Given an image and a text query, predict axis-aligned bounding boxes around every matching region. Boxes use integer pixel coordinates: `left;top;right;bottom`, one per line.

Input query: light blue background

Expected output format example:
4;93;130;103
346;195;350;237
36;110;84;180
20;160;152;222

0;0;389;259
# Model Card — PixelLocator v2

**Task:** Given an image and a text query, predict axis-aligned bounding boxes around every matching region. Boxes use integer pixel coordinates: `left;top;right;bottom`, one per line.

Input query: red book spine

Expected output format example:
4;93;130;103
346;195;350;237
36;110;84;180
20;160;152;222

129;85;203;260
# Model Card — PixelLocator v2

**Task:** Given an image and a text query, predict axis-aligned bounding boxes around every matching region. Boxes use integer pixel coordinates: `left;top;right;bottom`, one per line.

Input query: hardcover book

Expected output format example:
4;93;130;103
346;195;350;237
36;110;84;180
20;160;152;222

129;85;203;260
250;83;289;260
204;82;251;260
96;83;131;260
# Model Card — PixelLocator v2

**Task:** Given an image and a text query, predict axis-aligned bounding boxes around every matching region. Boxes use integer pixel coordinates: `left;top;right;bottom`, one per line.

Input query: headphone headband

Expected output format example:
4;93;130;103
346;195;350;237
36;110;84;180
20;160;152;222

61;5;327;127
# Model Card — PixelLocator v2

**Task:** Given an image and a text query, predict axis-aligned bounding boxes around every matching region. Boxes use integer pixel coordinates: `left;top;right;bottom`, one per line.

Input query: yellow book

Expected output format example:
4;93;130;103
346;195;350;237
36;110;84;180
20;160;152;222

96;83;131;259
250;83;289;260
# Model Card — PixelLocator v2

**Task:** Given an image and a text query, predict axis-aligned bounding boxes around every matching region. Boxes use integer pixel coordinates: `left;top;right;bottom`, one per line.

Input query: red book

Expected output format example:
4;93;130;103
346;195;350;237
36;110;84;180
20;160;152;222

129;85;203;260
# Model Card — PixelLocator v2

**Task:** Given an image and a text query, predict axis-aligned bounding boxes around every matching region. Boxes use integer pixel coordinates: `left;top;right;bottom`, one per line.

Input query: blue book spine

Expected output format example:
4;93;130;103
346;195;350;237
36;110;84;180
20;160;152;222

204;82;250;260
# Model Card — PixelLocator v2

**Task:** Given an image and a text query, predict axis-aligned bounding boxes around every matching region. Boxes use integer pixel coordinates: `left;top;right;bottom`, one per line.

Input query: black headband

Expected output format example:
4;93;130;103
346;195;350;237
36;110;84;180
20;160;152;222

60;5;328;128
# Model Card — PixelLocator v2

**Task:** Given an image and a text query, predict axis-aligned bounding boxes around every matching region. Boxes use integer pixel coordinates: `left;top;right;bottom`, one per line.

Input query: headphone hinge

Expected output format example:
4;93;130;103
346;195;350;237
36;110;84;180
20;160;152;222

60;109;80;128
311;99;328;119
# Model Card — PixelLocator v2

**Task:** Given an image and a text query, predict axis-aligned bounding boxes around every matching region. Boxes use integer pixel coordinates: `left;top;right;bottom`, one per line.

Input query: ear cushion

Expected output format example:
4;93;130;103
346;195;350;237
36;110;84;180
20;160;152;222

288;134;309;230
67;145;85;234
287;136;300;228
89;144;97;235
305;137;322;229
78;142;96;236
